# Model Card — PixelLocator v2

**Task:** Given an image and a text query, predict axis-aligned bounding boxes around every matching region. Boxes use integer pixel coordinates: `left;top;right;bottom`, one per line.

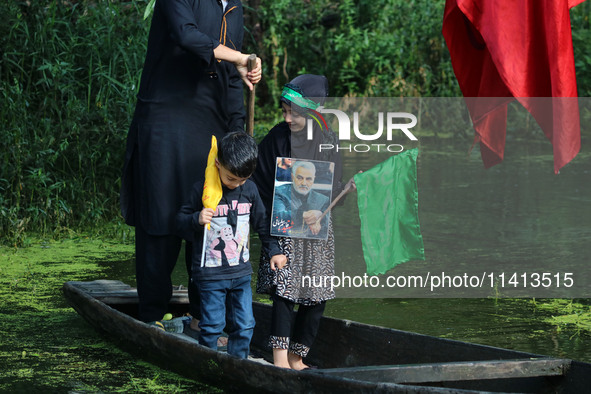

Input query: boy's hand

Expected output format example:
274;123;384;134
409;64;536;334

270;254;287;271
199;208;215;225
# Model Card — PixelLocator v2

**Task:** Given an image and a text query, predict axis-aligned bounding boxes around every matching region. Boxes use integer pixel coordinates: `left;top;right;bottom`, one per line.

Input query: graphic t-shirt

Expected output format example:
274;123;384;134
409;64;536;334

202;197;251;269
175;179;281;281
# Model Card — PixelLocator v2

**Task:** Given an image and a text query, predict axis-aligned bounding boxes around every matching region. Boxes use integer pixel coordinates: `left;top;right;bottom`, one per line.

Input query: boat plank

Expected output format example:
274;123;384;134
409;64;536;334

96;294;189;305
314;358;570;384
68;281;189;304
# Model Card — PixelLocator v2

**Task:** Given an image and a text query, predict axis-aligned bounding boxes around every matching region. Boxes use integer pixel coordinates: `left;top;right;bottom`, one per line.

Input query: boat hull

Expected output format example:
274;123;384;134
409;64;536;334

63;280;591;393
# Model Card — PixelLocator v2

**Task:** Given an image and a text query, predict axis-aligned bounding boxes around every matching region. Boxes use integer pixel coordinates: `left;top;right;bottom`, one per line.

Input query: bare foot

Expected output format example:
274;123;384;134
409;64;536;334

273;348;291;369
288;353;309;370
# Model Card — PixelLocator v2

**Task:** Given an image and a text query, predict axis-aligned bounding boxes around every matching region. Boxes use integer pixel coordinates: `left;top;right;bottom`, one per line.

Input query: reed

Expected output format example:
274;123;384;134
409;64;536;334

1;1;147;245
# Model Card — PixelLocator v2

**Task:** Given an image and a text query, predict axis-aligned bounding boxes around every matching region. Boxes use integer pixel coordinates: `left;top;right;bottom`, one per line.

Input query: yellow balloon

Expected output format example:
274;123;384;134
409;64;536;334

202;135;223;229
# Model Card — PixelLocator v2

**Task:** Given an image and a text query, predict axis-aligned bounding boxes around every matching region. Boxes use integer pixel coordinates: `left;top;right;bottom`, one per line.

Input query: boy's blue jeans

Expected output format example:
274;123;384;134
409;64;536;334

197;274;255;358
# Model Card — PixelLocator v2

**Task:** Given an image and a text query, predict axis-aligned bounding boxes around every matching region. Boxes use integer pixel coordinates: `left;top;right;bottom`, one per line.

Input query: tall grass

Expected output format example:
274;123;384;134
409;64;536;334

0;1;148;245
571;0;591;97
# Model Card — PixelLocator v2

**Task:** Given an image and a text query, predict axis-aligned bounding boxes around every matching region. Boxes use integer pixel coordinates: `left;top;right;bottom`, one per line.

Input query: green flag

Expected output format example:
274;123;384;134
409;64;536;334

354;148;425;275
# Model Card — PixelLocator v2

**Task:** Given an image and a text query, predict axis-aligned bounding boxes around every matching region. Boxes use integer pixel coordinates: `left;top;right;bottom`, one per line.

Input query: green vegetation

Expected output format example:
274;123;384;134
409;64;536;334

0;235;220;393
531;299;591;336
2;0;590;243
247;0;458;100
1;1;147;245
571;1;591;97
1;235;589;393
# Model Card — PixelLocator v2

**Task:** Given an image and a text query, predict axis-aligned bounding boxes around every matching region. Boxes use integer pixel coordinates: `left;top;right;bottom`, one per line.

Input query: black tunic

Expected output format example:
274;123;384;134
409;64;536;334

120;0;245;235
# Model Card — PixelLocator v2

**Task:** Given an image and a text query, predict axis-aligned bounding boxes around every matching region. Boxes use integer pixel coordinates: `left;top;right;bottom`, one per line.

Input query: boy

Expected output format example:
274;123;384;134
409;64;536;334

175;132;287;358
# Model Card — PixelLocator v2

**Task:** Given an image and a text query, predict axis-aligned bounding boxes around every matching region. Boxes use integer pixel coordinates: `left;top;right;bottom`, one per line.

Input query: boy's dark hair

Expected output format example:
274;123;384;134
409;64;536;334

217;131;258;178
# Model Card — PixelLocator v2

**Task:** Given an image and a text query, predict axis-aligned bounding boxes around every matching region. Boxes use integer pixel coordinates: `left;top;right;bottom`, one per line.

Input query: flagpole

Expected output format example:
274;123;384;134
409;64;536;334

200;226;208;267
314;180;354;224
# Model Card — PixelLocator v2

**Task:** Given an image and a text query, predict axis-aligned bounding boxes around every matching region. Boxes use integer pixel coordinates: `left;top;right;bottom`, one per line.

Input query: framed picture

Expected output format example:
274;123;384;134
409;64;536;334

270;158;334;240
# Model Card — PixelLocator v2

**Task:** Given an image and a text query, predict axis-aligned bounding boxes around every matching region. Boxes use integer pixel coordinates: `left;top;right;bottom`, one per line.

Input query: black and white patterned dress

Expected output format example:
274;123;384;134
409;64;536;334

256;219;336;304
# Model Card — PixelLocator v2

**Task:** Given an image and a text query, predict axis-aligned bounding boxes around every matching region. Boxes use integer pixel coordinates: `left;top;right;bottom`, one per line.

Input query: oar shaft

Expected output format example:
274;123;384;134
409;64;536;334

246;54;257;136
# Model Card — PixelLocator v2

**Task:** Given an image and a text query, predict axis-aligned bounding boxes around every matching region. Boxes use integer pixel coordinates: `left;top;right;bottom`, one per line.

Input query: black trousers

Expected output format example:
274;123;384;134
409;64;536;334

135;225;200;322
271;294;326;350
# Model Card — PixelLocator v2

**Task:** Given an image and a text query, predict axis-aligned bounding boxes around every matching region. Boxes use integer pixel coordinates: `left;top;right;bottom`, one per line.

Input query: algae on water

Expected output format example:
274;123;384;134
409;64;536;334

0;236;218;393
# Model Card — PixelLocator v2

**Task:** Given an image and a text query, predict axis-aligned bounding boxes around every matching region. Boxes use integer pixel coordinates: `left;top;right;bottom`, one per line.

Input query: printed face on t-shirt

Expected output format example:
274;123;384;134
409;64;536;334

219;225;233;241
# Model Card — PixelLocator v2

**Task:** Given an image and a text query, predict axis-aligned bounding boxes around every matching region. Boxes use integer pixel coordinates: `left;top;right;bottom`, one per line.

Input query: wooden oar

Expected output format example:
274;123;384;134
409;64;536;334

246;54;257;251
246;54;257;136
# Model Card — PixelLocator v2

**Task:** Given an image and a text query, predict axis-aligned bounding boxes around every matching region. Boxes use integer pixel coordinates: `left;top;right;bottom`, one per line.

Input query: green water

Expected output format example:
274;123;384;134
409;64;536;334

331;137;591;299
1;131;590;392
321;121;591;361
0;239;218;393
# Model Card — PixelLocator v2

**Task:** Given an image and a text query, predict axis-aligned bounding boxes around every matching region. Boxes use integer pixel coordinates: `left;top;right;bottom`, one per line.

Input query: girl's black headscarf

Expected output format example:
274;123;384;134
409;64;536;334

252;74;344;215
280;74;331;161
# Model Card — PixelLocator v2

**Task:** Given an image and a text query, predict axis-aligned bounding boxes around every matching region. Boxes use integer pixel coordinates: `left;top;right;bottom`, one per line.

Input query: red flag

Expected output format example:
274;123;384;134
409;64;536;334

442;0;584;174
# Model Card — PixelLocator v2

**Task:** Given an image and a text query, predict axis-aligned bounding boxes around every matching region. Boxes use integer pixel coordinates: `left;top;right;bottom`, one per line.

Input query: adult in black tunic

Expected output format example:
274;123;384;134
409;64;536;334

120;0;261;323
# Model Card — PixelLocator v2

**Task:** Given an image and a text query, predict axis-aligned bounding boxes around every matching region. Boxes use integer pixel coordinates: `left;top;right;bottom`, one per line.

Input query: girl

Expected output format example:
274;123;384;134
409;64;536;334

253;74;355;369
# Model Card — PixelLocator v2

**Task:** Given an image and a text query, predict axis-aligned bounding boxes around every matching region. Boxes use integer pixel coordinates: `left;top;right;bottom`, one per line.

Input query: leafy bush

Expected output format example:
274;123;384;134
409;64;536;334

244;0;461;103
571;1;591;97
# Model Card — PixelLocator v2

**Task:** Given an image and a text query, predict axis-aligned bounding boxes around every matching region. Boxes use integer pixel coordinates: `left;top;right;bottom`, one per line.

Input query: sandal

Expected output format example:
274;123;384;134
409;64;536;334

147;320;165;331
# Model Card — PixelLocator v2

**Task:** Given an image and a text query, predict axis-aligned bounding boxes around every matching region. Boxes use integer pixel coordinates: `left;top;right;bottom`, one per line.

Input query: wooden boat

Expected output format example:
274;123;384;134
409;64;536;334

63;280;591;393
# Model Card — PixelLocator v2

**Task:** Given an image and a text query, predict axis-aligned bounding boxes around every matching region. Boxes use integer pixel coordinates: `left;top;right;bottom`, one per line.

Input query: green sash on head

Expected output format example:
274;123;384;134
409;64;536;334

281;86;320;111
